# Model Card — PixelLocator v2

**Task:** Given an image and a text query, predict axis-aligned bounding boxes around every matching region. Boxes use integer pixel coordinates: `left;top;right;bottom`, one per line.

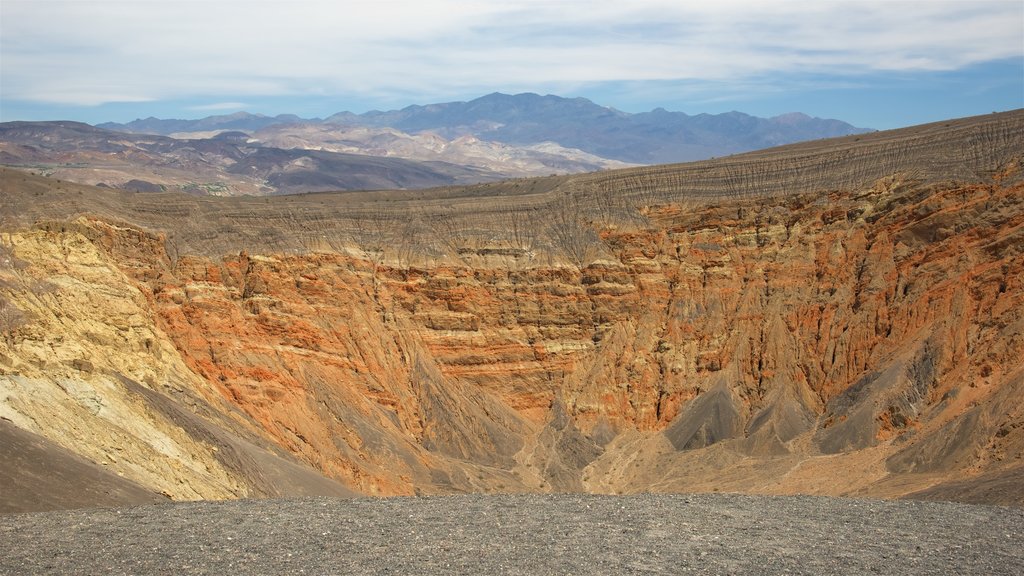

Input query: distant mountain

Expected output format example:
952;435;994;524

3;93;870;196
99;93;871;164
96;112;315;136
0;121;500;195
332;93;870;163
0;118;631;195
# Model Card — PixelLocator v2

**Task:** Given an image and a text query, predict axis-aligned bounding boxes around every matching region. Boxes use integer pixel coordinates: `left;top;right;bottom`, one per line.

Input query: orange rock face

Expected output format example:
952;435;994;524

4;109;1023;507
64;179;1023;500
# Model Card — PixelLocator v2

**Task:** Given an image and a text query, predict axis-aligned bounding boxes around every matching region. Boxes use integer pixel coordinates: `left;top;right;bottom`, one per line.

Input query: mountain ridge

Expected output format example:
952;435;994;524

98;92;871;164
0;119;630;195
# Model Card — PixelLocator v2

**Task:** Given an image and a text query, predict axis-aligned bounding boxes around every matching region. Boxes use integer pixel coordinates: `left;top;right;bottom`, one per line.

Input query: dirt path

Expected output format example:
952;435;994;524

2;494;1022;575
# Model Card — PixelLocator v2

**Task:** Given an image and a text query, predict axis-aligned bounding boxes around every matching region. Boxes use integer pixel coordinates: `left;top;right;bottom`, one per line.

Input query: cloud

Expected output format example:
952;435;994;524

187;102;250;111
1;0;1021;106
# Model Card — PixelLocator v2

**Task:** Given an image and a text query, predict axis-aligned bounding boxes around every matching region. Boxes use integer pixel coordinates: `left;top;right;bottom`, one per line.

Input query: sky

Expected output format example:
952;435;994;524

1;0;1022;129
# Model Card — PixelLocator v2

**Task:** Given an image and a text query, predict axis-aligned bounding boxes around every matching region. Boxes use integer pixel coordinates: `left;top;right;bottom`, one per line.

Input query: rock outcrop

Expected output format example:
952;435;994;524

2;110;1022;509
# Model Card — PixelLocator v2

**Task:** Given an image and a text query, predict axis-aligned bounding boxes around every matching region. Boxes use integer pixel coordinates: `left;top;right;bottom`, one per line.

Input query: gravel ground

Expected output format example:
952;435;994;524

1;493;1022;575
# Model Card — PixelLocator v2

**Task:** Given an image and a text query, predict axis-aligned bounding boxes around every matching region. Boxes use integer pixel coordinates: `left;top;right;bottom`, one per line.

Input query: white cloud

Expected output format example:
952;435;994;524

1;0;1021;106
187;102;250;111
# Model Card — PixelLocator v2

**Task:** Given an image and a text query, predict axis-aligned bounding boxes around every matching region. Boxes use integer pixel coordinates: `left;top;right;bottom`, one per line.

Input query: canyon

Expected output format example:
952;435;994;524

1;109;1022;511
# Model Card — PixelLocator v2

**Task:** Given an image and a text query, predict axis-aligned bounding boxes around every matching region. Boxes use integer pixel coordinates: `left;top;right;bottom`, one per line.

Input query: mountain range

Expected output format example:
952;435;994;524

2;93;868;196
99;92;870;164
0;119;628;195
1;93;867;196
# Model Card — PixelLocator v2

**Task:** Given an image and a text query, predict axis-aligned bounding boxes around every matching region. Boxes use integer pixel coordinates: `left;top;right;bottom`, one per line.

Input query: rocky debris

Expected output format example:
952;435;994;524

1;494;1022;575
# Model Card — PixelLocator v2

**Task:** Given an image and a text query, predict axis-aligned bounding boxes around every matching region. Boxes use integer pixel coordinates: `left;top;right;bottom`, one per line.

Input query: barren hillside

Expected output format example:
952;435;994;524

1;109;1022;510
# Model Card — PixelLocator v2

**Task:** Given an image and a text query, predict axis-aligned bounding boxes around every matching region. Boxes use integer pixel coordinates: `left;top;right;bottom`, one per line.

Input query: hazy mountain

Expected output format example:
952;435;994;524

246;123;633;175
0;121;500;195
99;93;871;164
340;92;870;163
3;93;869;196
0;119;630;195
96;111;315;137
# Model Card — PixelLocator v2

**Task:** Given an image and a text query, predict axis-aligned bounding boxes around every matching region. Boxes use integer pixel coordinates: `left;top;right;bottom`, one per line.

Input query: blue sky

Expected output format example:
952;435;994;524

1;1;1022;130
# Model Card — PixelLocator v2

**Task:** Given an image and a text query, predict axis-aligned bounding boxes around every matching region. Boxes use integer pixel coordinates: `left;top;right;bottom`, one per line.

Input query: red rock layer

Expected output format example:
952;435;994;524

77;179;1024;498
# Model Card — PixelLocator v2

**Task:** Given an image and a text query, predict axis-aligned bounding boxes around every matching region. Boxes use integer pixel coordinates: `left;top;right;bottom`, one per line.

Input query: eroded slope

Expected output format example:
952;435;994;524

2;111;1022;508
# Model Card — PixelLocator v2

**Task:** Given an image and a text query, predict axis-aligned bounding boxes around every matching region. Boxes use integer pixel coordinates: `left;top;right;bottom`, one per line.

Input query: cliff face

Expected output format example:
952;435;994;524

3;111;1023;507
0;225;357;502
578;180;1024;500
3;173;1021;503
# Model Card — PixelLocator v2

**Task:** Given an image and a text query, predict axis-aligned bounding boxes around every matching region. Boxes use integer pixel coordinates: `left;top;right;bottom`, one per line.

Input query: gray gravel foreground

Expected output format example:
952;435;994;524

1;494;1022;575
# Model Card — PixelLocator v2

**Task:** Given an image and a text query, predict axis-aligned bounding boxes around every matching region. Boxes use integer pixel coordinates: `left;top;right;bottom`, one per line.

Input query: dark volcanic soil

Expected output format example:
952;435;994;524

1;494;1021;575
0;419;167;513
